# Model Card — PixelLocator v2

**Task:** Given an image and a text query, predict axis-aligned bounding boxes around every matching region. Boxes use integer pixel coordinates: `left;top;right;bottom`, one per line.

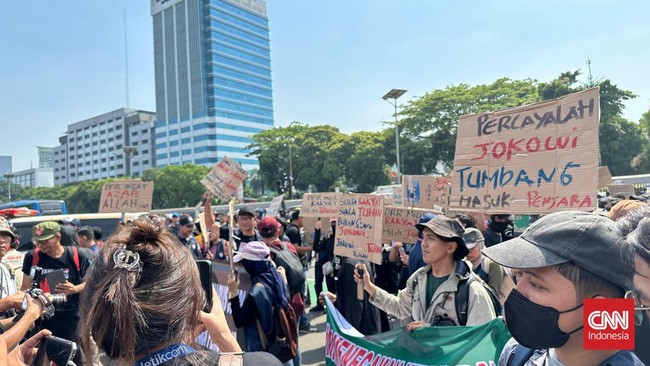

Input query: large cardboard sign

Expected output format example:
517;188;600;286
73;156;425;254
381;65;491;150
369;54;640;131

450;88;600;213
598;166;613;188
334;194;383;264
201;157;248;201
301;193;340;218
382;207;436;244
403;176;451;211
608;184;635;198
266;194;284;216
99;180;154;213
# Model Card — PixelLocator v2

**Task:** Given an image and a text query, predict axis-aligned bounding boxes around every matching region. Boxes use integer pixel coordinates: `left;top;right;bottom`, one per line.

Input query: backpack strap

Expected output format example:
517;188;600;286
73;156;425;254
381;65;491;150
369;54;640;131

455;276;471;326
32;248;40;267
281;242;288;251
507;344;535;366
71;246;80;272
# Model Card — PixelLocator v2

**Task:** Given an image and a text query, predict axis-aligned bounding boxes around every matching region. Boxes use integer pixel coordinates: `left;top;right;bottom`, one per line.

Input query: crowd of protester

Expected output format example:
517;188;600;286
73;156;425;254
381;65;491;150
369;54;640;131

0;188;646;365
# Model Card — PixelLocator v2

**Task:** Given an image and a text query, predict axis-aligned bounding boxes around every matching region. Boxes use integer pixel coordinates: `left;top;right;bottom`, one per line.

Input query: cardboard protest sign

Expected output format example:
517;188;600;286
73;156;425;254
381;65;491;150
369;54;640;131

382;207;437;244
99;180;154;213
403;175;451;211
608;184;635;198
266;194;284;216
599;166;613;188
393;186;404;207
301;193;340;218
200;157;248;201
334;194;383;264
450;88;600;214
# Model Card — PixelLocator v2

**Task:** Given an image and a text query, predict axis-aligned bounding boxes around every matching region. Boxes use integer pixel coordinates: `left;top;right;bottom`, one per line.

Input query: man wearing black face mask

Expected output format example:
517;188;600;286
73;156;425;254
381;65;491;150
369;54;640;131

483;211;642;366
482;214;515;248
310;218;337;312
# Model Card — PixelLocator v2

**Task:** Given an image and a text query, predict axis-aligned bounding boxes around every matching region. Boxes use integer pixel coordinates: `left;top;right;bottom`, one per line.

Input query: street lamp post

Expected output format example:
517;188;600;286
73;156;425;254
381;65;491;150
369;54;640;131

288;144;294;199
123;146;138;179
3;174;15;201
382;89;408;184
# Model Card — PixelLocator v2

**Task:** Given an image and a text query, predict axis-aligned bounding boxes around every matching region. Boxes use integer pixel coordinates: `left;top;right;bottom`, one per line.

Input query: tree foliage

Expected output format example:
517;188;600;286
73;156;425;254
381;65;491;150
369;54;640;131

397;78;540;172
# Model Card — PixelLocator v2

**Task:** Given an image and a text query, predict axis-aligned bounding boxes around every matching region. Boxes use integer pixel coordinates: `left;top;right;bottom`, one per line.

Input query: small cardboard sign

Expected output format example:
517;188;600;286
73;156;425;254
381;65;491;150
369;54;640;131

334;194;383;264
301;193;340;218
607;184;635;198
403;175;451;211
381;206;436;244
450;88;600;214
99;180;154;213
200;157;248;201
598;166;614;188
266;194;284;216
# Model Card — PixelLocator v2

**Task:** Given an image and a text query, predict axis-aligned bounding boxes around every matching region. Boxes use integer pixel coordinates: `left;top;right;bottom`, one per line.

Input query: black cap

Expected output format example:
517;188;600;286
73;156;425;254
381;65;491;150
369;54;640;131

482;211;632;289
179;215;194;226
238;206;255;217
415;216;468;258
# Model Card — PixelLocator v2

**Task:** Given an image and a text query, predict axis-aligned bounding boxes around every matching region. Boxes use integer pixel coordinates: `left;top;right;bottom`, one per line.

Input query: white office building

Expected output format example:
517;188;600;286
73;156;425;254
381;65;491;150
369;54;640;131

9;168;54;188
53;108;156;185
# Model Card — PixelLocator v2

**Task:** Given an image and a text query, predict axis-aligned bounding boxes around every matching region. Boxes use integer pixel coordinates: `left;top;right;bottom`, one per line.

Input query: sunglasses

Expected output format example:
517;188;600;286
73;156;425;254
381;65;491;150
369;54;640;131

625;290;649;326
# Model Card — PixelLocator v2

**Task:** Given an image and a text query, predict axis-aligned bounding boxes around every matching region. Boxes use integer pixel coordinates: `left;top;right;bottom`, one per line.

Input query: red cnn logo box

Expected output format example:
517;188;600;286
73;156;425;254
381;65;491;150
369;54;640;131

584;298;635;350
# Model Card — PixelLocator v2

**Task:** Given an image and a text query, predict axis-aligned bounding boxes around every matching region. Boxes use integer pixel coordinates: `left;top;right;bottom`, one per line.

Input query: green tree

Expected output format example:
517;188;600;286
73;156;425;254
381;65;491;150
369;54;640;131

344;131;390;192
142;164;211;209
0;181;24;203
398;78;540;172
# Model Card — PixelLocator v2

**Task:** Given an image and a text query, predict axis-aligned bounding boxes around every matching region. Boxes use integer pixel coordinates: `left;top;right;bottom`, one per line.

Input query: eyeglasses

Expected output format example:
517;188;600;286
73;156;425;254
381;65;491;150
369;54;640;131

625;290;649;326
184;224;194;228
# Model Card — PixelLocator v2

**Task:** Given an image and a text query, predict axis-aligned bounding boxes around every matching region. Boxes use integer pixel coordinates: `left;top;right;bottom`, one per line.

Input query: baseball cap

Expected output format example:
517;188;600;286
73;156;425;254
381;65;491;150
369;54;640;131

172;212;180;218
415;216;468;257
462;228;484;249
608;200;648;221
33;221;61;241
257;216;280;237
0;218;15;240
238;206;255;217
233;241;270;262
482;211;631;289
61;216;81;227
290;209;302;221
179;215;194;226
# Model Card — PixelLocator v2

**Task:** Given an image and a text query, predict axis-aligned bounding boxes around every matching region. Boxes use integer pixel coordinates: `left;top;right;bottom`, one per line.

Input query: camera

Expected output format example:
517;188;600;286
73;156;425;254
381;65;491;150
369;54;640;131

26;267;68;319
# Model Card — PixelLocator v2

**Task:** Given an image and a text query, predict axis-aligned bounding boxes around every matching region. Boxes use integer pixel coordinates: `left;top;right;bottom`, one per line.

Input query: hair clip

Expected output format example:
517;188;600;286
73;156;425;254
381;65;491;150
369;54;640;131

113;247;142;272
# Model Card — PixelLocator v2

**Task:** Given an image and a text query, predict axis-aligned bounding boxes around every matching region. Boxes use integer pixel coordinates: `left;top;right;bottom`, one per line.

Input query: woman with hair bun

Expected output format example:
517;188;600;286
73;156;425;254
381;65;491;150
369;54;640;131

78;219;281;365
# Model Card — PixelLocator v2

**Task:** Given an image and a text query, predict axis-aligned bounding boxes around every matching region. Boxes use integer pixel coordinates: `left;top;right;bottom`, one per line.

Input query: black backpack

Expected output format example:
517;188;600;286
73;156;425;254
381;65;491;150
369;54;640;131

455;273;502;326
268;242;306;296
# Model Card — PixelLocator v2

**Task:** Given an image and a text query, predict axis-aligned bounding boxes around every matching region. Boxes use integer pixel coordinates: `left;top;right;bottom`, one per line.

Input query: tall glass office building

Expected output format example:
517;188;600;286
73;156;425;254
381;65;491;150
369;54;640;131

151;0;273;171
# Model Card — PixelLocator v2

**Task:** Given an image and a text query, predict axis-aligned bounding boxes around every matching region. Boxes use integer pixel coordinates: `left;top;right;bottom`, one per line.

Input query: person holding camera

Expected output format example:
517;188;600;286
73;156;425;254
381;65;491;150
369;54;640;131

355;215;497;330
20;221;91;365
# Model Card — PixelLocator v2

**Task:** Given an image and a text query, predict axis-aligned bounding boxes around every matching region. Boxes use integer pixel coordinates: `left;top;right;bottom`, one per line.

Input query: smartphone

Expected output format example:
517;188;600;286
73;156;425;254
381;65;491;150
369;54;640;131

46;269;67;292
32;335;77;366
196;260;213;312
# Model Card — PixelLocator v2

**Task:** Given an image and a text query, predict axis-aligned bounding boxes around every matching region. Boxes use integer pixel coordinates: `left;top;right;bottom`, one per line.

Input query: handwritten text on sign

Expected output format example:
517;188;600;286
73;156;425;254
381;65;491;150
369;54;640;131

382;207;435;244
403;176;451;211
450;88;600;213
200;157;248;201
99;180;154;213
334;194;383;264
301;193;340;218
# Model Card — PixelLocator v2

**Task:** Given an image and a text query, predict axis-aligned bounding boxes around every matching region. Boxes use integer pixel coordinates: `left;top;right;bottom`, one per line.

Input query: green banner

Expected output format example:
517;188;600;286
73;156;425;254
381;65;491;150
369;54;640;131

325;298;511;366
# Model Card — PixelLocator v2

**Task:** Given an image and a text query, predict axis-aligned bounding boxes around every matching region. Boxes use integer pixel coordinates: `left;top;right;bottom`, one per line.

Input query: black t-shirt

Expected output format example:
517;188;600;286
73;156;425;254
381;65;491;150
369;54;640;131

285;224;308;267
234;229;259;246
22;246;92;312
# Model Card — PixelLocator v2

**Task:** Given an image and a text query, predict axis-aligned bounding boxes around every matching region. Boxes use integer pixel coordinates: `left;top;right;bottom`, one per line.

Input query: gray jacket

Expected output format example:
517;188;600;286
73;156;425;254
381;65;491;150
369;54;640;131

369;260;496;326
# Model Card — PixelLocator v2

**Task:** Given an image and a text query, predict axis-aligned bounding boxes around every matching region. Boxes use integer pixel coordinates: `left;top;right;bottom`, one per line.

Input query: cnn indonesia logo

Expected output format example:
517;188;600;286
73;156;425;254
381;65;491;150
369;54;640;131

584;298;635;350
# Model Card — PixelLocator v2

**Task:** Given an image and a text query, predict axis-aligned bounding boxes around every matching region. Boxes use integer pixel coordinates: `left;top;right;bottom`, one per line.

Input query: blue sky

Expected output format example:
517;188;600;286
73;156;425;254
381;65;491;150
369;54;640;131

1;0;649;171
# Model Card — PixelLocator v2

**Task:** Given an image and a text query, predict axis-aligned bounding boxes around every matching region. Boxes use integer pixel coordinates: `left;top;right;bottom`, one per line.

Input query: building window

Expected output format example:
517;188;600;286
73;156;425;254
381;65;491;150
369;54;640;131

116;164;124;169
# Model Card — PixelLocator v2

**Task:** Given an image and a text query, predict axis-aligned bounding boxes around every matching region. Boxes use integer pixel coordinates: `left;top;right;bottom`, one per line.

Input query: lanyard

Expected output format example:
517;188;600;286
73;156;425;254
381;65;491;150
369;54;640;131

135;343;195;366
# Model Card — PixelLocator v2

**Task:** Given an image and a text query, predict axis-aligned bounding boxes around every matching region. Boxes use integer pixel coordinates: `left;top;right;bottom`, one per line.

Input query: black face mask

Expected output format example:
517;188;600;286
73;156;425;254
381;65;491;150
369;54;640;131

489;221;510;233
504;289;583;349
